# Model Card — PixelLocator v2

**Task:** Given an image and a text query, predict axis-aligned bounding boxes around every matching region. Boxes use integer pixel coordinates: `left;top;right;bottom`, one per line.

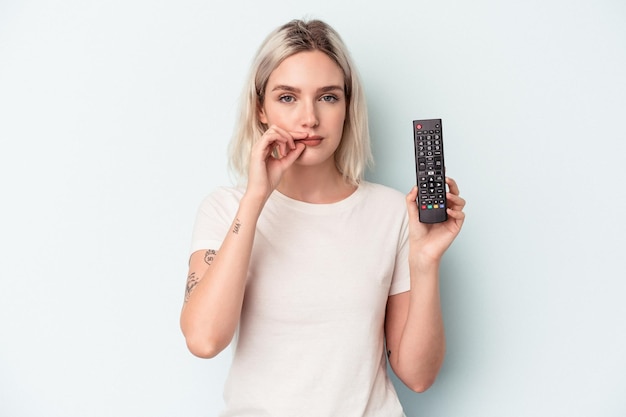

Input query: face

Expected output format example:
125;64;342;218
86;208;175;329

259;50;347;168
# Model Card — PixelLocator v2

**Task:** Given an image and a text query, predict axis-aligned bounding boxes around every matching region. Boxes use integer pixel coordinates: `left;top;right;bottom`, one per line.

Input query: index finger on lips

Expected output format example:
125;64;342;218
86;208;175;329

260;126;289;158
269;125;300;150
289;131;309;140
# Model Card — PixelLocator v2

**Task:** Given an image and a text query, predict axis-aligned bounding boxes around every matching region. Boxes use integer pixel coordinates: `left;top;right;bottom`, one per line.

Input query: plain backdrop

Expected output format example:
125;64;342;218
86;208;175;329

1;0;625;416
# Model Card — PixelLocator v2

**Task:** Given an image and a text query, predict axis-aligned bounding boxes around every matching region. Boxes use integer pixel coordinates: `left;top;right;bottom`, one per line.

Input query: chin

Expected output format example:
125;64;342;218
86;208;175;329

294;149;335;167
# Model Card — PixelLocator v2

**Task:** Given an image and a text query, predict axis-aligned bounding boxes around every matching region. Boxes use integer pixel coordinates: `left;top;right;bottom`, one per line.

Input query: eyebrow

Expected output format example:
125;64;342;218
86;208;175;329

271;85;344;93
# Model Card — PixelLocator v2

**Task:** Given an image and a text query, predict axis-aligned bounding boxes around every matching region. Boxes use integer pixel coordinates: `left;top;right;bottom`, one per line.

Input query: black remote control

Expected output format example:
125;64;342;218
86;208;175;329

413;119;447;223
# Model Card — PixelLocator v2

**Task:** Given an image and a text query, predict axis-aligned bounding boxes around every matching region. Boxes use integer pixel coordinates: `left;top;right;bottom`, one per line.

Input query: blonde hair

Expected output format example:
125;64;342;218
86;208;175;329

228;19;372;185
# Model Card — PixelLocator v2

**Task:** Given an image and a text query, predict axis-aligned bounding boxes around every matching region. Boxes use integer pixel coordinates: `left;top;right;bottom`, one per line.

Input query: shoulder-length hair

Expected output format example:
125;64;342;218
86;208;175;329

228;19;372;185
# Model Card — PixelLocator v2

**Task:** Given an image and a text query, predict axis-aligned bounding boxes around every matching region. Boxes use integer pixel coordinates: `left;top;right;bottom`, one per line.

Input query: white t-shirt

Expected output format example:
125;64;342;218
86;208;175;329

191;181;410;417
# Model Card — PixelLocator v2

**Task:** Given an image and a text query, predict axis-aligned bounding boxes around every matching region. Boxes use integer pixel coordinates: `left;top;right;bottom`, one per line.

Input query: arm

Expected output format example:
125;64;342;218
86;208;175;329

180;196;264;358
384;177;465;392
180;126;306;358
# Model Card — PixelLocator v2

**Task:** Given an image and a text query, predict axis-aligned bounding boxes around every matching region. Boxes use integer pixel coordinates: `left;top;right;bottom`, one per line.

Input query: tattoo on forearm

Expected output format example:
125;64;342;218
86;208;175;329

184;250;217;303
233;218;241;234
184;272;201;303
204;249;216;265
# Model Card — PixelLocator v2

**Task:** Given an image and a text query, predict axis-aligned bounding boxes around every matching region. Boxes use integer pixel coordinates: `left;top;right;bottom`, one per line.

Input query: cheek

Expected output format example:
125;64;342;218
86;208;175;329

331;107;347;130
259;103;288;126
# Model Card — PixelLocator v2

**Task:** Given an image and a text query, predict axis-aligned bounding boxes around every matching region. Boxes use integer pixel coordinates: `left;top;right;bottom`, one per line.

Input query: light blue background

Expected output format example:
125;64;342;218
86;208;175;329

1;0;625;416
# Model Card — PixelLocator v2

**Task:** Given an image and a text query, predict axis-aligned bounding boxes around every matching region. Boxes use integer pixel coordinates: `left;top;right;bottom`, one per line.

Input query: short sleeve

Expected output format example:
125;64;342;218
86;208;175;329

190;187;243;254
388;207;411;296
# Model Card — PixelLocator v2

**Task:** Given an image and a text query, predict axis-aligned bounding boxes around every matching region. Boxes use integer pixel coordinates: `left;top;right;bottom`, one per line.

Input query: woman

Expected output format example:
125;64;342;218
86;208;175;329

180;19;465;417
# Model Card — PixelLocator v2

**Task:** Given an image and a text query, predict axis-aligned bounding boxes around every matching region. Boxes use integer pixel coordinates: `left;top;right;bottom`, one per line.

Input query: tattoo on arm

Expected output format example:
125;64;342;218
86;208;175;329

204;249;216;265
232;218;241;234
184;250;217;303
184;272;201;303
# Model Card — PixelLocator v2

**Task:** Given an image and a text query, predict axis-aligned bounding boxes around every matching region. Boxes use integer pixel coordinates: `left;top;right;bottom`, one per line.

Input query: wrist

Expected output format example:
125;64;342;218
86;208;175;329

240;192;267;218
409;253;441;276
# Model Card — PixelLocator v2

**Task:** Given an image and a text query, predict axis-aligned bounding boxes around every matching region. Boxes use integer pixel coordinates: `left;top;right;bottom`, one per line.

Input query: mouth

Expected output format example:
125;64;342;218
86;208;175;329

295;135;324;147
295;135;323;141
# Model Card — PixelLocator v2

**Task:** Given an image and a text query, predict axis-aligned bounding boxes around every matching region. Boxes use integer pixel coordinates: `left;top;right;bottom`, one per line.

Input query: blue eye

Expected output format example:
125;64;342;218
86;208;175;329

320;95;339;103
279;95;295;103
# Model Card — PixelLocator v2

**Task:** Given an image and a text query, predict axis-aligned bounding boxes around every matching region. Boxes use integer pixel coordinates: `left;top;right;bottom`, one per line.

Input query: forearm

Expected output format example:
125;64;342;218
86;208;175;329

180;194;264;358
392;261;445;392
389;180;463;391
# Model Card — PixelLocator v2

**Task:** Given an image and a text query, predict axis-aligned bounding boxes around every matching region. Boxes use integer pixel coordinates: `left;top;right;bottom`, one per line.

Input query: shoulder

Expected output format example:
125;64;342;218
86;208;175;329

360;181;406;205
197;186;245;214
205;185;245;201
357;181;407;220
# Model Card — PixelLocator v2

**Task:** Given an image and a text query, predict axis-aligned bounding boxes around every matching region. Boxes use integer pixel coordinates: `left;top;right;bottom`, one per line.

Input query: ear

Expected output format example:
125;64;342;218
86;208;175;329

258;105;268;124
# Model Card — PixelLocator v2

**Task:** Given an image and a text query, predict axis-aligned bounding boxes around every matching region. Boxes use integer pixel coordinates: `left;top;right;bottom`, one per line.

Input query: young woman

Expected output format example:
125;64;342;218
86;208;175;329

180;19;465;417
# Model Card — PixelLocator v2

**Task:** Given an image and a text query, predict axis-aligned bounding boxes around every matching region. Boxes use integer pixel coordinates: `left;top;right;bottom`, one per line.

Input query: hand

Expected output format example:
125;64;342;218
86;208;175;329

246;125;307;201
405;177;466;266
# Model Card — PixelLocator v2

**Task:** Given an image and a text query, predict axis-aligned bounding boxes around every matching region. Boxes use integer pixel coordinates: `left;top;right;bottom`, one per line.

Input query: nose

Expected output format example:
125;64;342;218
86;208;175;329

300;101;319;128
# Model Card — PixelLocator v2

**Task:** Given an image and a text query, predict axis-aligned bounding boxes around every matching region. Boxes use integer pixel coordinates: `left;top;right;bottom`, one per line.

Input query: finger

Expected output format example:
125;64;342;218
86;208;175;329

405;186;418;203
271;125;308;150
257;127;293;159
445;177;460;196
262;125;292;144
446;207;466;222
288;130;309;140
405;186;419;219
279;142;288;158
267;125;293;150
278;142;306;166
275;133;305;160
288;130;309;150
446;193;466;209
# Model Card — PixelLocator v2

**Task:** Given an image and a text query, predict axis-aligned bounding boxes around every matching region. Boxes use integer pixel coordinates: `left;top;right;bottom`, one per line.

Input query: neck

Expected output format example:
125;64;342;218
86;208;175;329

277;163;357;204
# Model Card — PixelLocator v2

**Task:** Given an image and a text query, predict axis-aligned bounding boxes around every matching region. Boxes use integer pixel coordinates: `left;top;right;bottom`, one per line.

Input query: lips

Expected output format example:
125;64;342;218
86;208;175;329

295;135;323;146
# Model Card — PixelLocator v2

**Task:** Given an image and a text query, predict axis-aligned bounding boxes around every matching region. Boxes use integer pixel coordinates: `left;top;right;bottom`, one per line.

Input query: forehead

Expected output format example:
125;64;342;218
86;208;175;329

267;50;344;88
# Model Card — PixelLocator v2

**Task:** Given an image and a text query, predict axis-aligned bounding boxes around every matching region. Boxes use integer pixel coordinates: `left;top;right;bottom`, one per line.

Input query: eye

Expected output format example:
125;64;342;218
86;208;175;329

320;94;339;103
279;95;295;103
